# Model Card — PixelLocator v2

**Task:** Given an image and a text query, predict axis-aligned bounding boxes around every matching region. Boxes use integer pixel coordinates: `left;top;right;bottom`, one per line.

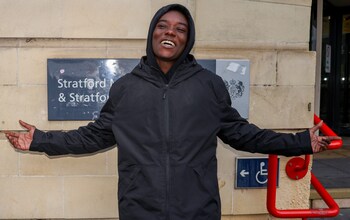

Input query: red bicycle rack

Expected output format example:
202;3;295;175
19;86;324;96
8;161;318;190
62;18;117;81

267;114;343;219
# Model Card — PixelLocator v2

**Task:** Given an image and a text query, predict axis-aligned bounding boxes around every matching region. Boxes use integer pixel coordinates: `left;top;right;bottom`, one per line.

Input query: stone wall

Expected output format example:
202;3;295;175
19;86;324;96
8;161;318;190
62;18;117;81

0;0;314;219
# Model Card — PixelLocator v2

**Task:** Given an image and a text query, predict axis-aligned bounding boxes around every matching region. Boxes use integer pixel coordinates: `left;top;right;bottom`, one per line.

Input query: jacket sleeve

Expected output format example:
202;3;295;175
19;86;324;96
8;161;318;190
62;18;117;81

29;98;116;156
215;78;313;157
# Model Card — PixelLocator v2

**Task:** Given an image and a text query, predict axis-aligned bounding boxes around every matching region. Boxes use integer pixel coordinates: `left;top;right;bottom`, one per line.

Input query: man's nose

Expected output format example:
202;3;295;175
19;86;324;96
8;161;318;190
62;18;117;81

165;27;176;36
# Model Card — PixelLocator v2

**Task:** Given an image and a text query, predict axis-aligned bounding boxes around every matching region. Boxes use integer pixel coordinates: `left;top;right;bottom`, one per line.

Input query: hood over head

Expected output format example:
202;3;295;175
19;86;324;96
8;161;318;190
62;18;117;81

145;4;195;78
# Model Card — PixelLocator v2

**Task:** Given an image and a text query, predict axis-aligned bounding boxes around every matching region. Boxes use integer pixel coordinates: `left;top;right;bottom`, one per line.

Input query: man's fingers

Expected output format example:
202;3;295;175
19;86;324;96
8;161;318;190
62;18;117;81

310;120;323;133
328;136;342;141
321;136;342;144
319;141;329;148
4;131;20;138
19;120;34;131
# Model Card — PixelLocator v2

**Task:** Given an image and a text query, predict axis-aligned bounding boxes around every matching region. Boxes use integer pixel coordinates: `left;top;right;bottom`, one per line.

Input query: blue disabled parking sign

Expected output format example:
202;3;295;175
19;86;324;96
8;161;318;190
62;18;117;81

235;157;279;188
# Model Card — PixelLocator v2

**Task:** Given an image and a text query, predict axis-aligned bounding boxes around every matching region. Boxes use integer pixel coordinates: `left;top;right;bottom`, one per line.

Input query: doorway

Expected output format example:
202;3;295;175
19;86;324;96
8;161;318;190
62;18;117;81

313;0;350;136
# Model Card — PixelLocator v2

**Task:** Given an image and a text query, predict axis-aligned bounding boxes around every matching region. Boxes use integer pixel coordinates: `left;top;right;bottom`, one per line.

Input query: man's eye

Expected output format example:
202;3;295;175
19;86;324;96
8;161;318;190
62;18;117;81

157;24;166;29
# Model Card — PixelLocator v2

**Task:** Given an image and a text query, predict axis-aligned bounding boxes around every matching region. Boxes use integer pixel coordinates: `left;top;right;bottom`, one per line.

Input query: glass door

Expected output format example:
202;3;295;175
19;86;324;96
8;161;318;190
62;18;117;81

339;14;350;135
319;5;350;136
320;15;332;124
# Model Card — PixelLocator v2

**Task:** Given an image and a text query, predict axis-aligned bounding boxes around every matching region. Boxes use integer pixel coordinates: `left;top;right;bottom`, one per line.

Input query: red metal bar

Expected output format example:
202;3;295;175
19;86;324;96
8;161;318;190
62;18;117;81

285;155;309;180
266;114;342;218
267;155;339;218
295;154;310;172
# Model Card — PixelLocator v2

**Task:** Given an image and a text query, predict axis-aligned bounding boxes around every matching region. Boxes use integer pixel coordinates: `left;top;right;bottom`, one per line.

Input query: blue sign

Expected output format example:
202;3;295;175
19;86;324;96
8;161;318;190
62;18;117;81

235;157;279;188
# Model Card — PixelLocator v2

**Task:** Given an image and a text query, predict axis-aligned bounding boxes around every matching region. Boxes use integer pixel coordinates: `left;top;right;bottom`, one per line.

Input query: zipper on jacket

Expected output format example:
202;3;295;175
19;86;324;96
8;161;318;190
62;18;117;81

162;84;170;219
163;84;170;138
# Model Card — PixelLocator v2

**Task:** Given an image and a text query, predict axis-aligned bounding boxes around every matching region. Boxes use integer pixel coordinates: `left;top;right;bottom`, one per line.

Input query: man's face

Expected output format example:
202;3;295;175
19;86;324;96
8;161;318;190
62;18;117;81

152;10;188;64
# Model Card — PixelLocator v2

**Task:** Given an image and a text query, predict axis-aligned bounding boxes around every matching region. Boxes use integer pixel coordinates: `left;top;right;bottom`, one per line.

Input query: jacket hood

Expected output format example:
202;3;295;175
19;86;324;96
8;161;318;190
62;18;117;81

145;4;195;76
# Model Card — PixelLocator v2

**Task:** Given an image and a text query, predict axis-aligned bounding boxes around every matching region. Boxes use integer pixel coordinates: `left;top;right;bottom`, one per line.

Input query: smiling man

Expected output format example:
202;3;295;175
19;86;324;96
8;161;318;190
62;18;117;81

5;3;340;220
151;10;188;74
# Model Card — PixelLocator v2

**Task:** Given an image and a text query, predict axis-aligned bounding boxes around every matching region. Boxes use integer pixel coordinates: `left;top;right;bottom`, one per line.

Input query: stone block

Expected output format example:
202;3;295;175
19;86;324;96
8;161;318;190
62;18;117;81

107;148;118;175
61;0;150;39
196;0;310;44
0;0;151;39
0;86;47;130
217;140;236;175
0;48;17;85
0;0;62;38
0;176;64;219
250;51;278;86
0;140;19;175
249;86;314;129
20;151;109;176
64;176;118;218
219;173;234;215
233;188;267;214
277;51;316;86
217;141;235;214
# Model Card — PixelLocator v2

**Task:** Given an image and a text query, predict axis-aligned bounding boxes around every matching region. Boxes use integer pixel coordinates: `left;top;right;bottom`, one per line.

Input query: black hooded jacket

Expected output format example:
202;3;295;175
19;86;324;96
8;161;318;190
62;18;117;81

30;4;313;220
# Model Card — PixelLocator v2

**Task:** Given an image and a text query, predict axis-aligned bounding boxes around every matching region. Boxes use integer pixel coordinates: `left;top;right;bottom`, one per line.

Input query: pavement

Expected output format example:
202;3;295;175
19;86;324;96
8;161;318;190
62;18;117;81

309;136;350;219
312;136;350;188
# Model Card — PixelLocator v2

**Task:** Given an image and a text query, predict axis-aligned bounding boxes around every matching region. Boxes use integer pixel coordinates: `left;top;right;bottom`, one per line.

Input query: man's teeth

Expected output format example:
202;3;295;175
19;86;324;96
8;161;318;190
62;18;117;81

161;40;175;47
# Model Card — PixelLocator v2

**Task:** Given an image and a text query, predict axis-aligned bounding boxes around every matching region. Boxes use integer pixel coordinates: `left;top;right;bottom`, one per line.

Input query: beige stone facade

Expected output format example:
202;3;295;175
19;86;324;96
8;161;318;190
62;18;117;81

0;0;314;219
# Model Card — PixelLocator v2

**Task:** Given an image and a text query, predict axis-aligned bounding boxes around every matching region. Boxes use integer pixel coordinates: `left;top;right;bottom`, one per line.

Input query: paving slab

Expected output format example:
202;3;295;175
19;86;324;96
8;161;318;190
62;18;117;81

312;137;350;188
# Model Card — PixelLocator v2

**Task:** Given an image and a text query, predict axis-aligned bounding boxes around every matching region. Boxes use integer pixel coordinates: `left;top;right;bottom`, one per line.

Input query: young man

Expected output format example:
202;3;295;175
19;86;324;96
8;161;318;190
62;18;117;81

5;4;340;220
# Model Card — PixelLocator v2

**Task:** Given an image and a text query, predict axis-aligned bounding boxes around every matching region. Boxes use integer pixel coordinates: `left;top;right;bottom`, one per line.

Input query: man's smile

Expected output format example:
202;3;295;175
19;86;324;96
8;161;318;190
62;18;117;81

161;40;176;48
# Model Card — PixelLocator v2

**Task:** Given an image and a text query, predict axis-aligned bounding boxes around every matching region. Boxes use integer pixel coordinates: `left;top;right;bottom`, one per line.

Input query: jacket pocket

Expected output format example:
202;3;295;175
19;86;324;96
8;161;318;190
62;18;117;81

170;158;221;220
191;160;221;220
118;165;163;220
118;164;141;201
192;161;220;201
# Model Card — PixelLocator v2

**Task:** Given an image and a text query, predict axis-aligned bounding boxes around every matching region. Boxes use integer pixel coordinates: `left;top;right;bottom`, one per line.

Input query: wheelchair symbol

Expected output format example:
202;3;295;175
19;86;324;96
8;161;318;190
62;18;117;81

255;162;268;184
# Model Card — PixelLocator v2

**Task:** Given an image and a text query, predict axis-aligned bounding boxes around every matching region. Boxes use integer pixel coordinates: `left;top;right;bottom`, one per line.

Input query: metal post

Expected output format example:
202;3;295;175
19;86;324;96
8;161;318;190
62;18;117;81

314;0;323;116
